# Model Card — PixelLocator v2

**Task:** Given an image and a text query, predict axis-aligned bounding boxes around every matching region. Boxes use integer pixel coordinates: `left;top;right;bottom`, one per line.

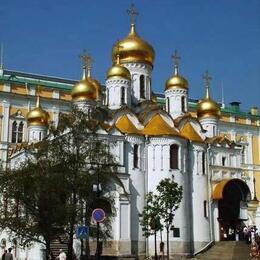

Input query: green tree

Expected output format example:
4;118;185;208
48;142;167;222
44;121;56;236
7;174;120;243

0;108;124;260
139;192;162;259
140;178;182;260
156;178;183;260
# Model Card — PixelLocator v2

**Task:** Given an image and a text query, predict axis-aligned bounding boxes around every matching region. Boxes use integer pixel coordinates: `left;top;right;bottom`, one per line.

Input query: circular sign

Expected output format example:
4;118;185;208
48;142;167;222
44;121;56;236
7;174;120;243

92;208;106;223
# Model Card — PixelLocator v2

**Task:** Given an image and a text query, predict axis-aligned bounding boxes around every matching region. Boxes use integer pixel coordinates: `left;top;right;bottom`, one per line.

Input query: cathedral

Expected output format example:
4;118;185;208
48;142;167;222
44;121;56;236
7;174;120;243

0;6;259;259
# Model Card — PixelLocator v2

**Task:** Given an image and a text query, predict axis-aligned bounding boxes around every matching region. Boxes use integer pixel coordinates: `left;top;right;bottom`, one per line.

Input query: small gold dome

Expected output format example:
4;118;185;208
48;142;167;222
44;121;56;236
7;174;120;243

107;55;131;80
165;75;188;90
112;24;155;66
26;96;49;126
89;78;102;100
71;68;97;102
197;85;220;119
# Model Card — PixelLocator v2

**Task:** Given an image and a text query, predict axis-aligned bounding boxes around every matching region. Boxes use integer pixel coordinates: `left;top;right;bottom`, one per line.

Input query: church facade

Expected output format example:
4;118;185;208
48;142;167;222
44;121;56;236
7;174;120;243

0;10;260;259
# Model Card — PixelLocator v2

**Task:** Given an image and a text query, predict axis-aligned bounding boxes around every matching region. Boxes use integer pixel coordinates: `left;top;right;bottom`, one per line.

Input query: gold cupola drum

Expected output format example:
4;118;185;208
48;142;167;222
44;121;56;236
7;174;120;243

26;95;49;127
26;94;49;142
164;50;189;118
197;71;221;119
111;4;155;67
197;71;221;137
71;53;97;102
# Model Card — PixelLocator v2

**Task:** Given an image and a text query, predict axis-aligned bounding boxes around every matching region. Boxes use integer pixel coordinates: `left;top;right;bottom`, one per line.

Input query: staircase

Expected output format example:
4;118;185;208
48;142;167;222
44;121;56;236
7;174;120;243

195;241;251;260
50;240;68;258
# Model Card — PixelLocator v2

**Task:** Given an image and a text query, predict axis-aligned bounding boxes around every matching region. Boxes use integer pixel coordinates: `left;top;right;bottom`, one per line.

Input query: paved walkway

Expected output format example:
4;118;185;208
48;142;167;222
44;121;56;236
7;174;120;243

195;241;251;260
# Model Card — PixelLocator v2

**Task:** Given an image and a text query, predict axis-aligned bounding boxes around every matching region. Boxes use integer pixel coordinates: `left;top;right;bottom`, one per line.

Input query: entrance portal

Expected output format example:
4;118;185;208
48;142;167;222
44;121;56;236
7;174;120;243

215;179;251;241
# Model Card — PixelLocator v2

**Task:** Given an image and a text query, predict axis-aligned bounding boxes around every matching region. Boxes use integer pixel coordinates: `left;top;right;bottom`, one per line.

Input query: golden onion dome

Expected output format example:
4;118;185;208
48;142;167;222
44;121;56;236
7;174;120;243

88;77;102;100
197;86;221;119
165;52;188;90
71;67;97;102
26;96;49;126
106;55;131;80
112;24;155;66
165;75;188;90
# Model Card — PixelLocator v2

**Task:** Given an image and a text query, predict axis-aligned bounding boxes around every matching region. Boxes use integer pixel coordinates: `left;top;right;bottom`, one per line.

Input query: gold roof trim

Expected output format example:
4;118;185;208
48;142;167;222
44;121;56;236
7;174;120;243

143;114;180;136
115;115;143;135
180;122;203;142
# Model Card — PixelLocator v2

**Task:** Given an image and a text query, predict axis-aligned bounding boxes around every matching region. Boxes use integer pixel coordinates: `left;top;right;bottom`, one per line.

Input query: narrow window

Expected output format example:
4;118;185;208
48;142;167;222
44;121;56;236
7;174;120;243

11;121;17;143
39;132;42;141
202;152;206;175
172;228;180;238
204;200;208;218
170;144;179;169
17;122;24;143
181;96;185;112
213;126;216;136
222;156;226;166
167;97;170;112
133;144;138;168
140;75;145;99
121;87;125;105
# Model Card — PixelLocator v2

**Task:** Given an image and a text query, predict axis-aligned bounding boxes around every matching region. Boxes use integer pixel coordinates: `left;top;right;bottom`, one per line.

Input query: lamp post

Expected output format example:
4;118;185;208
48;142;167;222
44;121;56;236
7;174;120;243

92;166;102;260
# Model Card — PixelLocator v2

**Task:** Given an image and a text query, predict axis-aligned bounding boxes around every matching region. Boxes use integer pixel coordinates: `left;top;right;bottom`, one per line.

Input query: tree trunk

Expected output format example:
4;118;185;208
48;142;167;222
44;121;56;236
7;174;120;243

45;239;51;260
166;226;169;260
154;231;158;260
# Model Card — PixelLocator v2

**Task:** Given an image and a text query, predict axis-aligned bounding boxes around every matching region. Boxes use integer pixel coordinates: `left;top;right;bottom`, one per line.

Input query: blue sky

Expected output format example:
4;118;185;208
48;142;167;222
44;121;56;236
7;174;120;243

0;0;259;110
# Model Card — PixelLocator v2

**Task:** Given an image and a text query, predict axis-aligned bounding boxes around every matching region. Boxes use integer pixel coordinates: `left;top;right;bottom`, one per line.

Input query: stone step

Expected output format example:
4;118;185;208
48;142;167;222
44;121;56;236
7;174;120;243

196;241;250;260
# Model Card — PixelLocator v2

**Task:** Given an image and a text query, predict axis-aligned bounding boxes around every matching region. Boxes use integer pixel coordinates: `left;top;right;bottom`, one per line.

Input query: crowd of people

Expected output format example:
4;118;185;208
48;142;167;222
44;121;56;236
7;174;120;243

245;226;260;259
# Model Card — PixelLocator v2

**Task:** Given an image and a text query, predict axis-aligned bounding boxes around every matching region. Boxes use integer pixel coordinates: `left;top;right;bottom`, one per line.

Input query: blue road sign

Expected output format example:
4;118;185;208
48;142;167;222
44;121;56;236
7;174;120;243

92;208;106;223
76;226;89;239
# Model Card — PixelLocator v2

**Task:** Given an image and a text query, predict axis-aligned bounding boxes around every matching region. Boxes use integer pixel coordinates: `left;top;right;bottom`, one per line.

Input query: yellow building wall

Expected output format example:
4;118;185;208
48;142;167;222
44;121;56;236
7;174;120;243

236;117;246;124
252;135;260;165
220;115;230;122
38;89;53;99
255;172;260;200
10;107;29;117
11;85;27;95
60;91;72;101
0;84;4;91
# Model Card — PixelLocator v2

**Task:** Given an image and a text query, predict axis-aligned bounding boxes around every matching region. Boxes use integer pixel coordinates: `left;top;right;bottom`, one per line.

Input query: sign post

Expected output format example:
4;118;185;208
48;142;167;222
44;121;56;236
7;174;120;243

76;226;89;239
92;208;106;260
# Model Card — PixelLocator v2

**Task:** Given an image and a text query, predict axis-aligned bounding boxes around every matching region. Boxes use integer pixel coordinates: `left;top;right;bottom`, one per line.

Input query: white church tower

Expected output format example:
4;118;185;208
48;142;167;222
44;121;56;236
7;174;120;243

197;71;221;138
111;4;155;105
164;50;189;119
26;95;49;143
106;51;131;109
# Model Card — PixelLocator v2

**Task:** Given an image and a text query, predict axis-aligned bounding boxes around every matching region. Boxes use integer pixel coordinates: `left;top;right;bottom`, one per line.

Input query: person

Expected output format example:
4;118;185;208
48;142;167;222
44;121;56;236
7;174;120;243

4;248;13;260
250;241;259;259
56;249;66;260
1;250;7;260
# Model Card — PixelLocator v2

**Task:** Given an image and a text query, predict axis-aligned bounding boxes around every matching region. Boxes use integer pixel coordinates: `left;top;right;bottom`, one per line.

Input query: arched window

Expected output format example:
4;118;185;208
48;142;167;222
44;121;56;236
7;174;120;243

140;75;145;99
11;121;17;143
17;122;24;143
181;96;185;112
170;144;179;169
133;144;138;168
12;121;23;143
202;151;206;175
121;87;125;105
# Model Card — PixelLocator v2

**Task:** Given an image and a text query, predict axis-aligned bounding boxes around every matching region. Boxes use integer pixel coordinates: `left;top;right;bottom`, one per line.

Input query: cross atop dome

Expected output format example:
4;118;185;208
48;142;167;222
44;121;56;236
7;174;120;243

203;70;212;87
127;4;139;25
171;50;181;75
115;40;123;64
203;70;212;99
80;50;92;70
79;51;92;78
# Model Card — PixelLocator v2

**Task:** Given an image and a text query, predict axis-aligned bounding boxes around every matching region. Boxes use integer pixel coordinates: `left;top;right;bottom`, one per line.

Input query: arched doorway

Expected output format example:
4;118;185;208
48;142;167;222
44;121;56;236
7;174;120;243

213;179;251;241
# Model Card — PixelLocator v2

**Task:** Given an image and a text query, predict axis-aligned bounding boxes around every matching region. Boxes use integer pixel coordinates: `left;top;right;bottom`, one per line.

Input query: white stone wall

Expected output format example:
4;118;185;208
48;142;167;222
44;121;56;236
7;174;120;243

165;88;188;119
